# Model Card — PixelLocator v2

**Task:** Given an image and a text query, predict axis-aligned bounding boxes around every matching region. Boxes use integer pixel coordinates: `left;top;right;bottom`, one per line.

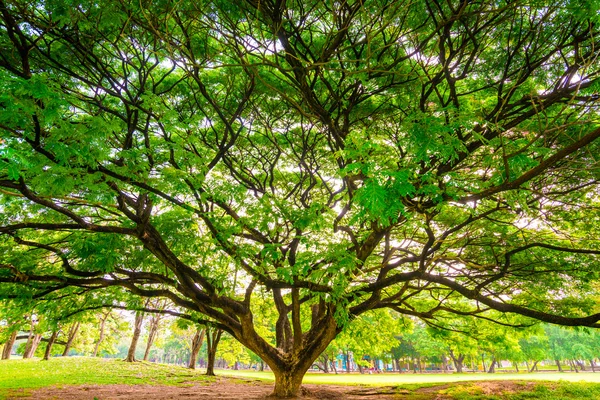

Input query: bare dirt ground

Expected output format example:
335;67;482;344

6;378;537;399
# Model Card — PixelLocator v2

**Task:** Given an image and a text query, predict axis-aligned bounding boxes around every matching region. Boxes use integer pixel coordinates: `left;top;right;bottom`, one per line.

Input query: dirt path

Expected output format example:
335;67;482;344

7;378;425;399
6;378;540;399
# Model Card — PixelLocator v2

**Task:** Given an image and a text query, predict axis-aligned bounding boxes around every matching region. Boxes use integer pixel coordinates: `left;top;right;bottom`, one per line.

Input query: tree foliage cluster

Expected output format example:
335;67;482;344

1;0;600;396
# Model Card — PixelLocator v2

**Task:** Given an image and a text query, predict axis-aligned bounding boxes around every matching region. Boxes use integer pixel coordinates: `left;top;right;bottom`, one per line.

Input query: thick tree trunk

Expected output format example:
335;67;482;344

272;368;305;398
43;330;59;361
487;357;496;373
62;322;80;357
555;359;563;372
2;330;17;360
238;302;338;398
125;312;144;362
23;333;42;358
449;350;464;373
143;314;162;361
205;328;222;376
93;311;110;357
188;327;205;369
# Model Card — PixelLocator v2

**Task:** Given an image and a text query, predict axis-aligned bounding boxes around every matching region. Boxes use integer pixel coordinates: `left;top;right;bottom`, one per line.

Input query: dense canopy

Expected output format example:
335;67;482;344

1;0;600;396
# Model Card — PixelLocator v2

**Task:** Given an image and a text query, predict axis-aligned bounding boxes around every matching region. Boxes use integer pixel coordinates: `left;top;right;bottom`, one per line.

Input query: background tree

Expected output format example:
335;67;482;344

1;0;600;396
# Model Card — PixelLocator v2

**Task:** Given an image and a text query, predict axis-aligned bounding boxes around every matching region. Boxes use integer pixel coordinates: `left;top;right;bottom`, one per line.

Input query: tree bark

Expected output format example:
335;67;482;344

205;328;222;376
143;313;162;361
318;354;329;373
528;360;539;373
591;359;596;372
570;359;579;373
93;311;110;357
441;354;448;373
43;330;59;361
345;351;351;372
556;359;563;372
188;327;205;369
62;322;80;357
487;356;496;373
23;333;42;358
330;356;338;374
2;330;17;360
272;368;305;398
449;350;464;373
125;312;144;362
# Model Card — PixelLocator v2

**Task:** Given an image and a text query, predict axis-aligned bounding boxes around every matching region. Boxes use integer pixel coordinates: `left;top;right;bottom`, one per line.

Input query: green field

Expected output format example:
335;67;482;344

0;357;212;394
220;368;600;385
2;357;600;400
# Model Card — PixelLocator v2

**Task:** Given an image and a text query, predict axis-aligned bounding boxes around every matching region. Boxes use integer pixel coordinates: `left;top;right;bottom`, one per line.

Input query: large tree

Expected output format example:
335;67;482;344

2;0;600;396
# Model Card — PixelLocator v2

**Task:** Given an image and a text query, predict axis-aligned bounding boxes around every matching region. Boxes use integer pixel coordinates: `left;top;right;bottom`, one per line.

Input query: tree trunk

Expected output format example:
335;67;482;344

556;359;563;372
481;354;487;372
62;322;80;357
125;312;144;362
487;357;496;373
43;330;59;361
272;367;305;398
449;350;465;373
2;330;17;360
570;359;579;373
23;333;42;358
319;354;329;373
395;358;401;373
591;359;596;372
205;328;222;376
93;311;110;357
260;360;264;371
188;327;205;369
143;313;162;361
577;360;586;371
346;351;351;372
441;354;448;373
528;360;539;373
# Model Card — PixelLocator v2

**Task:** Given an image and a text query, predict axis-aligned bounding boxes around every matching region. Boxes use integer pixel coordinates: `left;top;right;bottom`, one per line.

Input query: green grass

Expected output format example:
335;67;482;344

0;357;213;399
218;369;600;385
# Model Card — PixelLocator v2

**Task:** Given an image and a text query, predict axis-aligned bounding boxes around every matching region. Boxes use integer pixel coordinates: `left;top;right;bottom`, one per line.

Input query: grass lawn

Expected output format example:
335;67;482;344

0;357;213;398
219;368;600;385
